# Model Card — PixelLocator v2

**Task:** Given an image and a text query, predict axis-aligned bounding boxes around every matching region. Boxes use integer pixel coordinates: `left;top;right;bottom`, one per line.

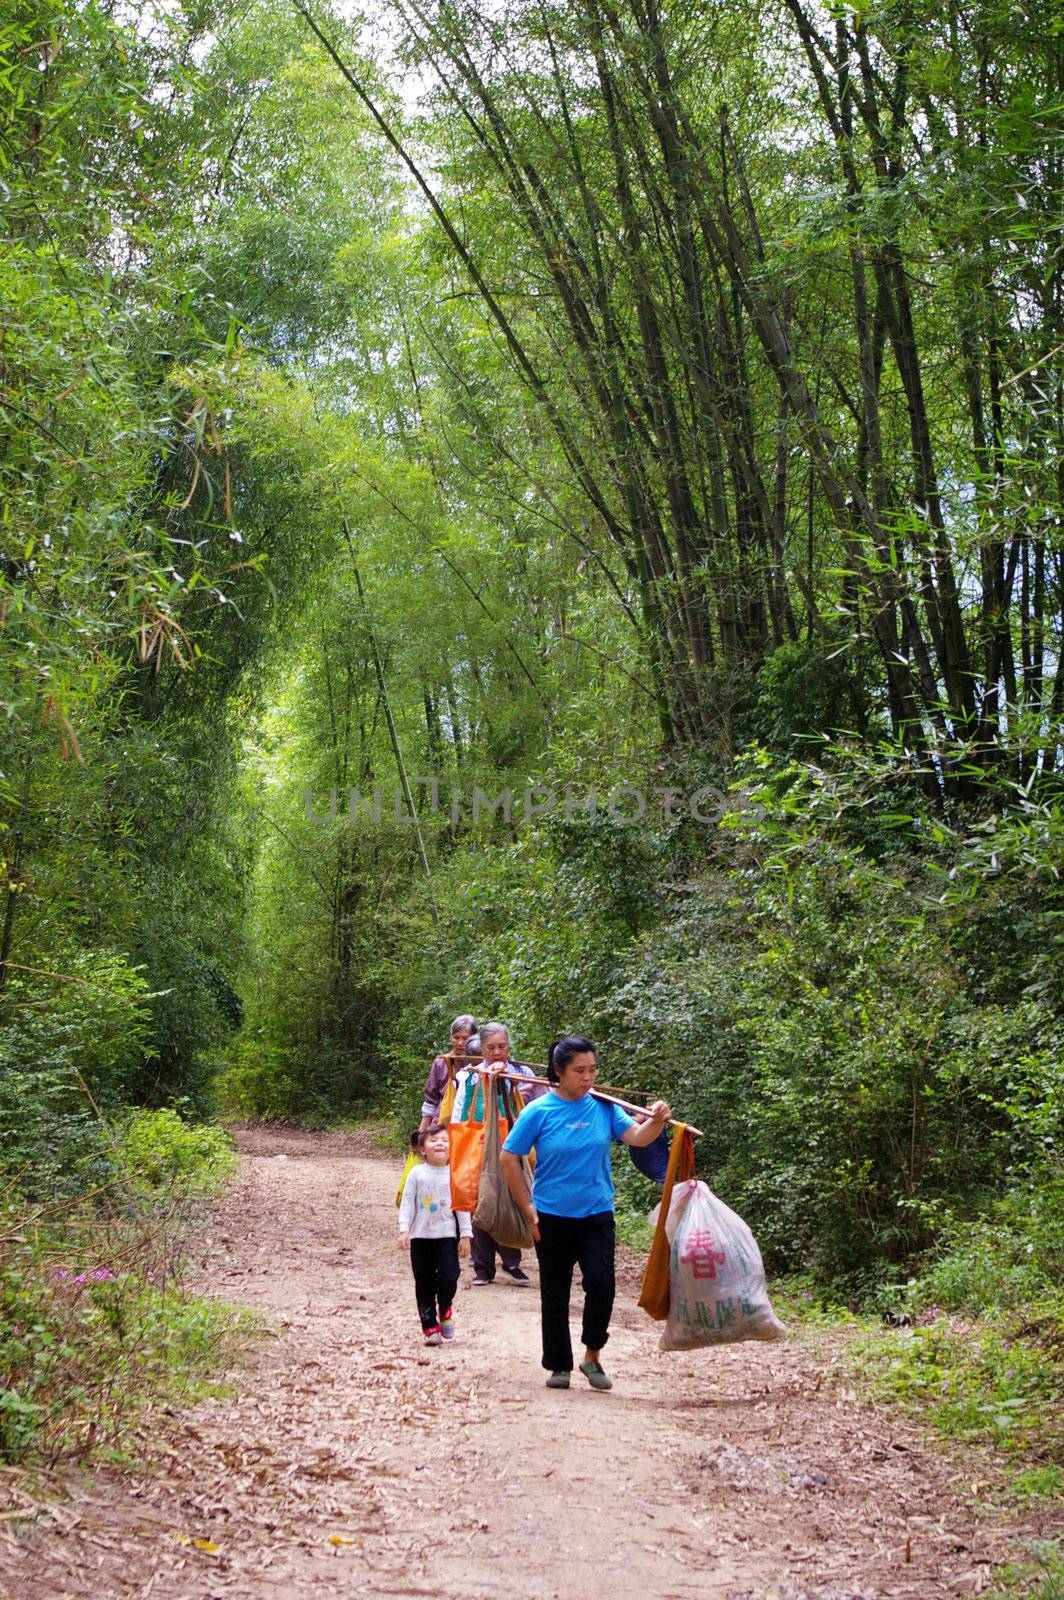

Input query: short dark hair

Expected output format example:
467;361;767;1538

416;1124;445;1149
547;1035;597;1083
409;1126;422;1151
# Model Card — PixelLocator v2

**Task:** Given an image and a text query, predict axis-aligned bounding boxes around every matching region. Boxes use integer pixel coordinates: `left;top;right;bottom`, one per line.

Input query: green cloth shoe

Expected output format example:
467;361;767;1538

579;1359;613;1391
545;1370;571;1389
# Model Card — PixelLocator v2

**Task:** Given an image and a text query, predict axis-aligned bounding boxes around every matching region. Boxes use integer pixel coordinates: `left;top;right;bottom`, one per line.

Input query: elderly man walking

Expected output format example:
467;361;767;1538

466;1021;540;1287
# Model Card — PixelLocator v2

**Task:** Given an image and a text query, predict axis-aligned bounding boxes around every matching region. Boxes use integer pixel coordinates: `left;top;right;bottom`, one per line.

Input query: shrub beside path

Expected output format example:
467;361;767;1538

0;1127;1049;1599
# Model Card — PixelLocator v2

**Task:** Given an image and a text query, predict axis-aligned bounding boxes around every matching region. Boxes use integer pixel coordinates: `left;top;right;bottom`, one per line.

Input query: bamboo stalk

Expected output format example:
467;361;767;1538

462;1064;703;1138
451;1052;652;1103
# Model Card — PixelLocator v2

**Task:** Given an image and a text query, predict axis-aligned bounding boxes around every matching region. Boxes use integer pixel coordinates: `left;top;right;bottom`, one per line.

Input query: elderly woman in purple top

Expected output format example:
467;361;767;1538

419;1014;477;1133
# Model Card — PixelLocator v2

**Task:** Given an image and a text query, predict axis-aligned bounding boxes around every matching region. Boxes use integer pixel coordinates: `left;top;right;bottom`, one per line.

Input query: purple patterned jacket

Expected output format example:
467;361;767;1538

421;1053;455;1120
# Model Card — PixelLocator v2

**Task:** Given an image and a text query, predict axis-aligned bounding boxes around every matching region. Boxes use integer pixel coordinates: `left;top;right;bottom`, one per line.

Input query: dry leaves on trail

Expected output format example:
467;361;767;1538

0;1127;1054;1600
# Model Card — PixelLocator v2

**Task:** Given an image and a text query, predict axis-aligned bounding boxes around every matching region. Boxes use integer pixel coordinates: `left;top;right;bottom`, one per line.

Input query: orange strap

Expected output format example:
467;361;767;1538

637;1124;696;1321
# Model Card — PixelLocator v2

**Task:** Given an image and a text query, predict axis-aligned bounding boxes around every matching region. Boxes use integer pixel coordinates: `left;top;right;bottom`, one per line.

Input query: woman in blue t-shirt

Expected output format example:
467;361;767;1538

500;1035;671;1392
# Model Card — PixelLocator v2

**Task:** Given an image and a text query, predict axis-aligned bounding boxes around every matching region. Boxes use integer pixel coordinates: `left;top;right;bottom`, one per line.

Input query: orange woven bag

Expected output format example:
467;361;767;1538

448;1079;510;1213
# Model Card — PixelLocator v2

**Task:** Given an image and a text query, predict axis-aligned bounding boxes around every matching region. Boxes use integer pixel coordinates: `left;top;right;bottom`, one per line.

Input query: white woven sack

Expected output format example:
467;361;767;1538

660;1179;787;1350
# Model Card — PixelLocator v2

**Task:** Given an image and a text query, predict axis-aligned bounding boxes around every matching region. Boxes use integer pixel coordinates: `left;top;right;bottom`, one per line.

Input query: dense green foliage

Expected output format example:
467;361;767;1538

0;1108;238;1463
1;0;1062;1457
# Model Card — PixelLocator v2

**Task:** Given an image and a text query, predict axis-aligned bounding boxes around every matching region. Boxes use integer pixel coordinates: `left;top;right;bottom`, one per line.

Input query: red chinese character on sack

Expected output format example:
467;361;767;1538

680;1230;727;1280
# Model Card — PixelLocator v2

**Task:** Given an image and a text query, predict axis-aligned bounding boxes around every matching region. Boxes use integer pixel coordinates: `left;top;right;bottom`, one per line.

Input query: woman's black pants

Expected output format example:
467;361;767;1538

533;1210;615;1371
409;1237;459;1331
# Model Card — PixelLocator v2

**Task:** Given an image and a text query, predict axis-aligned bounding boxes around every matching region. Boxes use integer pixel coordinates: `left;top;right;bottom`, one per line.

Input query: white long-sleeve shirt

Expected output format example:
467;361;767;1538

398;1161;473;1241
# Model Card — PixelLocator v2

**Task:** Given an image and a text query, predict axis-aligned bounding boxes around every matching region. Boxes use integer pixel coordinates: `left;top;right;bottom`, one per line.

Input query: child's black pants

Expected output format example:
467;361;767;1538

533;1210;615;1371
410;1237;460;1331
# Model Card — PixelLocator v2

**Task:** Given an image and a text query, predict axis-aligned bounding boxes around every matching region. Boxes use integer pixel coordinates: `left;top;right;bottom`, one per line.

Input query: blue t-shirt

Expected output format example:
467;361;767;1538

502;1092;634;1218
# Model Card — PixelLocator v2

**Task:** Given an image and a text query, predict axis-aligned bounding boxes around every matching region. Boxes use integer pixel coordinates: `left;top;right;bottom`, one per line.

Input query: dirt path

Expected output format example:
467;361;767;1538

0;1128;1041;1599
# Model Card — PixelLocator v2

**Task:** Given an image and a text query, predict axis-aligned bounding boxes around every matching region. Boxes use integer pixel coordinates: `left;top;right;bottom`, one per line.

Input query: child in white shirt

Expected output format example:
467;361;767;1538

398;1125;472;1345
